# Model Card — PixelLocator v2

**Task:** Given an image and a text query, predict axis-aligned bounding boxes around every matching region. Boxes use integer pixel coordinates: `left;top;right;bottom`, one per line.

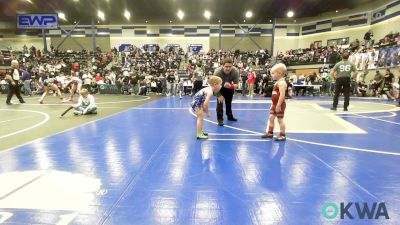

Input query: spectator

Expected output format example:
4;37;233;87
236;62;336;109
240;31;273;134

287;78;294;98
327;69;335;96
289;73;298;83
373;70;384;93
309;72;318;84
295;75;306;96
192;63;205;95
364;30;373;48
357;71;367;83
73;88;97;115
247;68;256;96
21;68;32;96
95;73;104;84
240;67;248;96
357;81;368;97
166;72;176;96
382;69;395;100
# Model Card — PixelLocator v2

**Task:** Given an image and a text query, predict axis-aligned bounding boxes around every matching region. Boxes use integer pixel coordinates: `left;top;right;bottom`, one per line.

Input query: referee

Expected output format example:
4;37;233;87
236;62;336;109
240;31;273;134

6;60;25;105
331;53;357;111
214;57;239;126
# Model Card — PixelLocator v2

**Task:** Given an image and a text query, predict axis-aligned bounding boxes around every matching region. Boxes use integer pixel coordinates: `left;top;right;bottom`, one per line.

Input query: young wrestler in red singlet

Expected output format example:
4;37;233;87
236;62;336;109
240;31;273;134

262;63;287;141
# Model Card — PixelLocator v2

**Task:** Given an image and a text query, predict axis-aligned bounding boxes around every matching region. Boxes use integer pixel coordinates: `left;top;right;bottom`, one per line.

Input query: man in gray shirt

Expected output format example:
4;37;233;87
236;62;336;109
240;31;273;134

331;53;357;111
214;57;239;126
192;63;204;94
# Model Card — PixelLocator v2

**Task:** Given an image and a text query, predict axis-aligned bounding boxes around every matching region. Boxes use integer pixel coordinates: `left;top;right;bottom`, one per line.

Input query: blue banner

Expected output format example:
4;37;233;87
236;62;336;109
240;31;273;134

17;14;58;29
188;44;203;53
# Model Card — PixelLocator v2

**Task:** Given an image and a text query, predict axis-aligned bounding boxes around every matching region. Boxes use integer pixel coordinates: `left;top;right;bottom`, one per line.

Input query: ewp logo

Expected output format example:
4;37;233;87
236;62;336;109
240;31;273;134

17;14;58;29
322;202;390;220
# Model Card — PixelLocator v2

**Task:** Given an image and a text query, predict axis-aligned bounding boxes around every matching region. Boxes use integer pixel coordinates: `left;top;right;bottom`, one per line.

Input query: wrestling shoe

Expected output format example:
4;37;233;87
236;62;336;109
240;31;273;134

261;133;273;139
274;136;286;141
197;134;208;140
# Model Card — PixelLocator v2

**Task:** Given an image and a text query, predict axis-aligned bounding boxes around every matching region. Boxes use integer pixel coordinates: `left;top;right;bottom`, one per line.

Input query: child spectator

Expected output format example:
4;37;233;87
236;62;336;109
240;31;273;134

178;78;184;99
248;68;256;96
73;88;97;115
357;81;368;97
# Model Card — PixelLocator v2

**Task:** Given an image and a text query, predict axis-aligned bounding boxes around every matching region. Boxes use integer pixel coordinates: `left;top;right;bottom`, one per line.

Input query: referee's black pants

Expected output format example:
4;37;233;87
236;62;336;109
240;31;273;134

333;77;350;109
216;87;234;121
6;83;24;104
192;80;203;95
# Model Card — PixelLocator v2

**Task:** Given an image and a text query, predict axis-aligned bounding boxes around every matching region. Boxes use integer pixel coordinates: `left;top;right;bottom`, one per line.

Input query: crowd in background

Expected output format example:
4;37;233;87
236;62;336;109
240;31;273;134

0;45;273;98
276;30;400;67
0;30;399;103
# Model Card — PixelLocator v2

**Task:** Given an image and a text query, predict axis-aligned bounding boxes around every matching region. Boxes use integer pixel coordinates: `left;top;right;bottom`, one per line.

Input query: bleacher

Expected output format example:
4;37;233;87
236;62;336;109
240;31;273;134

0;50;12;68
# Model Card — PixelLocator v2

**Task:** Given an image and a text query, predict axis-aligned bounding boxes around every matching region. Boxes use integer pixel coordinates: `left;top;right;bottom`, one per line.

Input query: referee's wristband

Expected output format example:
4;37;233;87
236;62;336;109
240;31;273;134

215;91;222;97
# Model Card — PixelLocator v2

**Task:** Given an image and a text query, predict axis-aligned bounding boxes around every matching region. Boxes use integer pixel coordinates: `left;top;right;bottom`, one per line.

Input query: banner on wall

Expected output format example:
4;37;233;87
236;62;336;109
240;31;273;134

118;44;132;52
164;44;180;52
17;14;58;29
188;44;203;53
349;49;379;70
372;9;386;22
378;46;399;67
143;44;159;52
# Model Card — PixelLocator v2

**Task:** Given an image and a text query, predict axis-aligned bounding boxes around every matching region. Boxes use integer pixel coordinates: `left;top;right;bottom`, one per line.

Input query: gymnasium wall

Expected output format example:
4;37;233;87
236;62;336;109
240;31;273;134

294;69;320;77
273;0;400;54
294;16;400;51
209;37;272;51
109;37;210;52
370;16;400;40
296;26;370;50
50;37;110;52
0;37;50;52
0;0;399;54
0;24;272;52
